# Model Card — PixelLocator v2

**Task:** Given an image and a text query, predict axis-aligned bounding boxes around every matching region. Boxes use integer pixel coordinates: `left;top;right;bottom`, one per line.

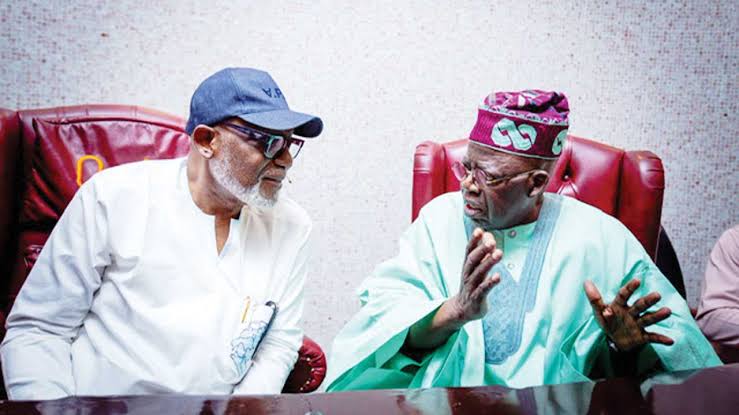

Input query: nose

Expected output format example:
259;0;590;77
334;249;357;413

460;172;479;194
273;147;293;169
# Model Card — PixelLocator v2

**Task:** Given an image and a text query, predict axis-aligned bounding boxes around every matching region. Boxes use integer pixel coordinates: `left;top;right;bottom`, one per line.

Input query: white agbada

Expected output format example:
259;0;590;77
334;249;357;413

1;158;311;399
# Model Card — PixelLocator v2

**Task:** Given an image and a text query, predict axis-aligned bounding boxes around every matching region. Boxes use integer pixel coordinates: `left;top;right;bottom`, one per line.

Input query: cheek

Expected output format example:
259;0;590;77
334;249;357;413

482;192;498;217
483;191;497;208
231;148;268;184
483;191;513;218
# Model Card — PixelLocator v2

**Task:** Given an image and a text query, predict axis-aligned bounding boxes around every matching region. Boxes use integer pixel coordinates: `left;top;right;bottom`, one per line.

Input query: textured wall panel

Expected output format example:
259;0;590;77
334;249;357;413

1;0;736;352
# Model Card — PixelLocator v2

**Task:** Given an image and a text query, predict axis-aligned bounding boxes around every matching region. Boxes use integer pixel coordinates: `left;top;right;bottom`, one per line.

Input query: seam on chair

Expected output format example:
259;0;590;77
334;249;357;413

613;151;625;218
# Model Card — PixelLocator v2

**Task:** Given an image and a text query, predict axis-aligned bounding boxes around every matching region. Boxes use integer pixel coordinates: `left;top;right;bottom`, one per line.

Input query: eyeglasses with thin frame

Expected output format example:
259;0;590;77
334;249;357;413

451;161;538;188
221;122;304;159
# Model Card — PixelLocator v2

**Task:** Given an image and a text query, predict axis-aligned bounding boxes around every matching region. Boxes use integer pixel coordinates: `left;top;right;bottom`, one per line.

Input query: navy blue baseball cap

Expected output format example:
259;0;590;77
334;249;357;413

185;67;323;138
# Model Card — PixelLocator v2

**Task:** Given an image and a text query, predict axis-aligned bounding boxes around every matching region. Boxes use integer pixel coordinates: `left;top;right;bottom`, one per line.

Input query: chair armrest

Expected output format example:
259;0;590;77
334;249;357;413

281;336;326;393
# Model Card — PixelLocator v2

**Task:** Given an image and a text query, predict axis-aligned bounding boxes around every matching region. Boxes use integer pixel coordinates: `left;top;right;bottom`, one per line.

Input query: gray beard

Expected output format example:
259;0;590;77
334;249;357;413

209;154;277;211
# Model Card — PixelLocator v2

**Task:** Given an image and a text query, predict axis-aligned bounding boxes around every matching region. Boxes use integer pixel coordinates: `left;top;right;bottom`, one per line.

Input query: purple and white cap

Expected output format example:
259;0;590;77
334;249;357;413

469;90;569;159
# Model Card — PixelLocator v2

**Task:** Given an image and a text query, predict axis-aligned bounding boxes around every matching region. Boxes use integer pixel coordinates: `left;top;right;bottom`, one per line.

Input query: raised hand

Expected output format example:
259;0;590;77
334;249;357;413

449;227;504;322
584;278;674;352
406;227;504;350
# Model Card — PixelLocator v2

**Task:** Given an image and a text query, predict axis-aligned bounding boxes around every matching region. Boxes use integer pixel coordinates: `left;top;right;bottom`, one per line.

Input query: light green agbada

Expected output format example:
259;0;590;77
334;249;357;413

326;192;720;391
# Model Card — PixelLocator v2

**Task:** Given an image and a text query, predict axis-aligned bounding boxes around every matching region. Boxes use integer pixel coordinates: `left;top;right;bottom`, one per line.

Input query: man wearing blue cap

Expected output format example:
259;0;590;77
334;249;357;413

1;68;322;399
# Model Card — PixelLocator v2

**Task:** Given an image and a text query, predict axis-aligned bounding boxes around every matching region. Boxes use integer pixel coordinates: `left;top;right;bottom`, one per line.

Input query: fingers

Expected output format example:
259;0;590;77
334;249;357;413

467;248;503;288
646;331;674;346
583;280;607;314
637;307;672;327
602;305;614;321
462;232;497;279
470;272;501;302
629;292;662;317
465;228;483;256
614;278;641;307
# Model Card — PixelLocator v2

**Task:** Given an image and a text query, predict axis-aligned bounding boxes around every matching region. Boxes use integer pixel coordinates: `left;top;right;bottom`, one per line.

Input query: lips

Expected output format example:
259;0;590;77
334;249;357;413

464;198;481;210
261;171;286;183
463;198;484;216
262;176;284;183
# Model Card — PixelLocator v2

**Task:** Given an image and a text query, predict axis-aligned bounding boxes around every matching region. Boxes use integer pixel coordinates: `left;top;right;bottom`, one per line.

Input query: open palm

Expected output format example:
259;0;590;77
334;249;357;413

584;278;674;352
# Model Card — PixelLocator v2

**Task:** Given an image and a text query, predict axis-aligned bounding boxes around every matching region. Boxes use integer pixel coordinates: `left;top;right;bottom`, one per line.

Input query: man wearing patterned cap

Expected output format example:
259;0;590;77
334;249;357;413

326;90;719;390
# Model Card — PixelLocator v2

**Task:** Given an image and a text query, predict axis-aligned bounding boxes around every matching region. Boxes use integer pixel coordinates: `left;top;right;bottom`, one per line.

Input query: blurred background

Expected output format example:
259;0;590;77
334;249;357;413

1;0;737;351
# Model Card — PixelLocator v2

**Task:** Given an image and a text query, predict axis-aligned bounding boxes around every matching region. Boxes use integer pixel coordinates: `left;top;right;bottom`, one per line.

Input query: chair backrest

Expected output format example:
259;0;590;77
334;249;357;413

1;105;191;314
0;109;21;305
412;136;665;258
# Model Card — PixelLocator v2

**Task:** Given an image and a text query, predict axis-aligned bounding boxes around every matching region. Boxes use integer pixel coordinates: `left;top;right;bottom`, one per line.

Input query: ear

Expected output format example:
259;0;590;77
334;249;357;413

192;125;217;159
527;170;550;197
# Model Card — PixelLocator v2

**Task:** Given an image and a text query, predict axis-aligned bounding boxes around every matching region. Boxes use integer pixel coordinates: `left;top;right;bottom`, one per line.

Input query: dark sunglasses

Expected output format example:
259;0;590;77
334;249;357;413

221;123;304;159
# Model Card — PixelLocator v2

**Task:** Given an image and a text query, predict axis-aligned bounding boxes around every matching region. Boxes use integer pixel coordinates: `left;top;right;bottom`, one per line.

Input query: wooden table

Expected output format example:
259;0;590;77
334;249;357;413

1;363;737;414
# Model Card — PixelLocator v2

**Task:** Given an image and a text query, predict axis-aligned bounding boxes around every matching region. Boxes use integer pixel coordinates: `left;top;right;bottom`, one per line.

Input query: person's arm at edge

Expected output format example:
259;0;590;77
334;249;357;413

0;182;107;399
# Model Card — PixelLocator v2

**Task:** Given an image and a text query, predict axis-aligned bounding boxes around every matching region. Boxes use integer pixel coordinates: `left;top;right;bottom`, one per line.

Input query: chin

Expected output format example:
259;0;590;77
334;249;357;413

258;185;280;202
227;183;276;211
468;216;491;229
249;191;277;210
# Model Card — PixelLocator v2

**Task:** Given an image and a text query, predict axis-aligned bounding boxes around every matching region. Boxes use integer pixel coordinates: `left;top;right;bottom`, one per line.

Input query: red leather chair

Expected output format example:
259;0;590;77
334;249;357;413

0;105;326;394
412;137;665;258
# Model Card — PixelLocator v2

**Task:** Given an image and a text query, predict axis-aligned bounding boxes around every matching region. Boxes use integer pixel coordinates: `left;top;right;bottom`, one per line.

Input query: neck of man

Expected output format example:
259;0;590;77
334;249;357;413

186;152;242;220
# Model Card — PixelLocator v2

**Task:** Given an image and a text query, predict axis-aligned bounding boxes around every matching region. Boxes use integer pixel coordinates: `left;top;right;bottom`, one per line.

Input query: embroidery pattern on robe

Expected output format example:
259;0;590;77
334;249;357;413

230;321;268;378
229;302;277;379
465;193;562;364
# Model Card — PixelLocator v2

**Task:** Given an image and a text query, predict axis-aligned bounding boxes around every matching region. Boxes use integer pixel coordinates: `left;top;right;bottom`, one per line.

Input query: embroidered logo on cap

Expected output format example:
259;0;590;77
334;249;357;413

491;118;537;151
261;88;283;98
552;130;567;155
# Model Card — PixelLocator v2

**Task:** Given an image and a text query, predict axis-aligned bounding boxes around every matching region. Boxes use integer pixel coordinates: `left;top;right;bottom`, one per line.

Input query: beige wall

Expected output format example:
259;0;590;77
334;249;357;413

1;0;737;351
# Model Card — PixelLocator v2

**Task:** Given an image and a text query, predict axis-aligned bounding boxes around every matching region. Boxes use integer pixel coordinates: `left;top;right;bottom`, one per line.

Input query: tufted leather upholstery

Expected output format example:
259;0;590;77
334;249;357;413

0;105;326;394
412;137;665;259
282;336;327;393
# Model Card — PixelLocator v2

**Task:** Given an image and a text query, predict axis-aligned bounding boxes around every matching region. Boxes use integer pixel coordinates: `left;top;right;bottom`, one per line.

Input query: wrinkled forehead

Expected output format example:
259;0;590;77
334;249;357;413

465;141;527;171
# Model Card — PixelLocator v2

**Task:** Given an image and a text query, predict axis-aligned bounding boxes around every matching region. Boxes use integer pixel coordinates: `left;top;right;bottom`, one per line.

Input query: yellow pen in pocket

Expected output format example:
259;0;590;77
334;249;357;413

240;296;251;323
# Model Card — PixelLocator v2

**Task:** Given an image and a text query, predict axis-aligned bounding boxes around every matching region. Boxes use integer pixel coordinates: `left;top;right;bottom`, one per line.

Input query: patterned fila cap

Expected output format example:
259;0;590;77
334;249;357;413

469;90;569;159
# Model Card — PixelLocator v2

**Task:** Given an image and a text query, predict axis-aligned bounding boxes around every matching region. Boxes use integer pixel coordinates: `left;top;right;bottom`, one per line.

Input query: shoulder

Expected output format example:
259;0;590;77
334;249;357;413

717;225;739;247
417;191;462;220
82;157;184;200
551;193;629;234
552;193;608;219
547;192;648;263
713;224;739;258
